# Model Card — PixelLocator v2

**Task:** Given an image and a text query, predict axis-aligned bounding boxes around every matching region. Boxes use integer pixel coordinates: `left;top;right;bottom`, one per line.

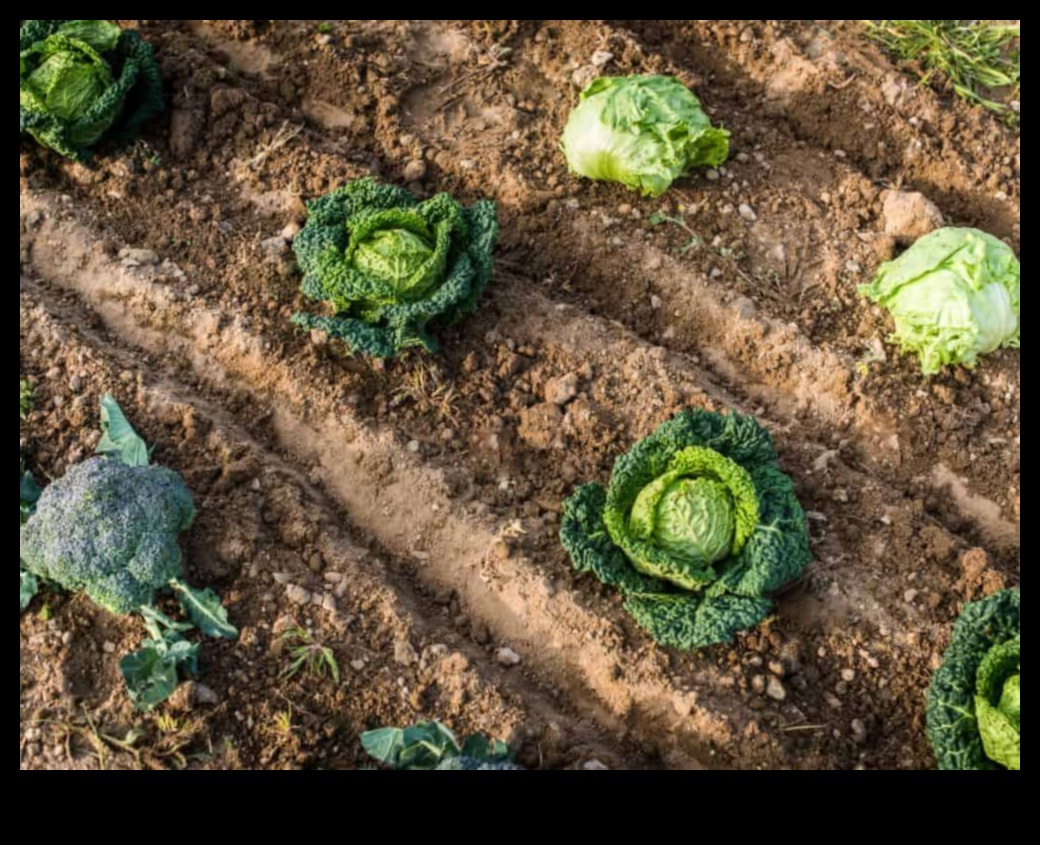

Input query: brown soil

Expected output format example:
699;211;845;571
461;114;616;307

20;20;1020;770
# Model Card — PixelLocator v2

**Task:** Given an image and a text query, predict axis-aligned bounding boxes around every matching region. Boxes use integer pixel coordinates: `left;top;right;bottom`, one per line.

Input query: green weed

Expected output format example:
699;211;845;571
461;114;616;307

863;20;1020;116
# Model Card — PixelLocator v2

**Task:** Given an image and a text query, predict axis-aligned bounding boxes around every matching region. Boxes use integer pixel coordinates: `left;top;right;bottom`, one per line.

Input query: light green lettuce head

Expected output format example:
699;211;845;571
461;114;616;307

859;227;1020;375
561;75;730;197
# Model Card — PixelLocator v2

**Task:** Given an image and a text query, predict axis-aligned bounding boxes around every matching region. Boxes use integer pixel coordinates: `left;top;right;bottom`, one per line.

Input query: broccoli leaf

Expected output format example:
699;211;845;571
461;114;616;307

121;606;202;712
97;394;150;467
120;645;180;711
20;462;41;525
170;580;238;640
20;568;39;613
361;720;521;771
360;727;407;765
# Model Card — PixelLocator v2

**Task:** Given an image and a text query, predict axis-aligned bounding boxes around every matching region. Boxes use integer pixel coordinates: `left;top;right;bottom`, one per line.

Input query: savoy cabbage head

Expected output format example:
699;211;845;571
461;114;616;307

562;75;730;197
859;228;1020;375
561;408;811;651
20;19;164;159
291;178;498;359
927;589;1020;771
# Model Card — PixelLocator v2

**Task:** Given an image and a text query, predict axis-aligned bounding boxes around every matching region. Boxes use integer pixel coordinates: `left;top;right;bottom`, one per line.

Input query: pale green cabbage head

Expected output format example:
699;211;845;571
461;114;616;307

561;75;730;197
860;228;1020;375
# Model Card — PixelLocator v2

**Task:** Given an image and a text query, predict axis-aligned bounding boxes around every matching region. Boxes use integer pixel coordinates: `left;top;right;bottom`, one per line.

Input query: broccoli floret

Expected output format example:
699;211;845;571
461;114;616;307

19;457;195;615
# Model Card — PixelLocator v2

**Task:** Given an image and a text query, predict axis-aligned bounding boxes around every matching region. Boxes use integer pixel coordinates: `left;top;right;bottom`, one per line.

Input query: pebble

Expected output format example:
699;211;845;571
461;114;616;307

851;719;868;743
732;297;757;320
881;190;944;243
403;159;427;182
316;33;333;46
545;372;580;406
768;661;785;678
841;669;857;683
285;585;312;606
68;375;83;394
650;295;663;310
350;659;366;672
102;642;116;654
260;236;290;257
120;248;160;266
738;203;757;222
195;684;220;705
590;50;614;68
583;759;610;770
705;169;721;181
281;221;301;241
394;640;418;666
766;676;787;702
407;440;421;453
904;589;919;605
1009;100;1020;113
824;692;843;710
751;675;767;695
497;647;522;667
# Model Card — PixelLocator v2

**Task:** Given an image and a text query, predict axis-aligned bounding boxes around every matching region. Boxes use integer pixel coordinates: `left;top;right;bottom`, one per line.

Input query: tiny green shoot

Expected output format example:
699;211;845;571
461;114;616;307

649;211;702;255
279;628;341;685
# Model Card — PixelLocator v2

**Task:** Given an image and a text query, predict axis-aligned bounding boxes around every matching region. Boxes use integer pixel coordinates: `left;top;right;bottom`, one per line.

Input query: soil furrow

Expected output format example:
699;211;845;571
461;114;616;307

24;186;1012;770
23;284;628;770
22;193;730;768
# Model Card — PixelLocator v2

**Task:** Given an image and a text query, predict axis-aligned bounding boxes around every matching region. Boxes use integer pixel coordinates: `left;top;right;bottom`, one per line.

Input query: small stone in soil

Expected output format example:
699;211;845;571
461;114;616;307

766;676;787;702
497;647;522;667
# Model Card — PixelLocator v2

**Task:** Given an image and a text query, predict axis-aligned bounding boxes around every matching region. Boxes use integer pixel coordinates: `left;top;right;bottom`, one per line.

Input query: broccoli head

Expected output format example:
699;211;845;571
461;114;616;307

19;457;196;615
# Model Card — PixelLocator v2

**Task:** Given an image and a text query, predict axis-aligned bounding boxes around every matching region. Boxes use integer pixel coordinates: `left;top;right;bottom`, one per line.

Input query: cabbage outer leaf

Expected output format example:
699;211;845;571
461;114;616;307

926;589;1020;770
859;228;1020;375
562;75;730;197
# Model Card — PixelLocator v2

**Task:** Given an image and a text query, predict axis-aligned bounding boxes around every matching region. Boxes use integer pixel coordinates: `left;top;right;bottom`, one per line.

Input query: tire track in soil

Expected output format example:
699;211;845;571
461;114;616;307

22;189;990;769
20;278;639;771
365;18;1019;549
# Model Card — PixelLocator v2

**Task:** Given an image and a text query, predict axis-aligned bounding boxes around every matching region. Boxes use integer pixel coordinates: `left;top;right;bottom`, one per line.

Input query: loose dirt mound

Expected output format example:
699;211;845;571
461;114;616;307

20;20;1019;770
